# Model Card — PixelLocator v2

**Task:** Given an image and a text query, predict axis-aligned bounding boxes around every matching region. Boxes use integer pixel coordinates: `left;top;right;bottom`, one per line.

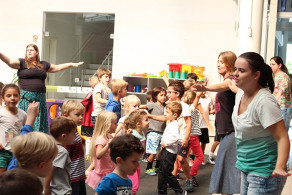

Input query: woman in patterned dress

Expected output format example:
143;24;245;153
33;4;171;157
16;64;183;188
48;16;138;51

0;44;83;133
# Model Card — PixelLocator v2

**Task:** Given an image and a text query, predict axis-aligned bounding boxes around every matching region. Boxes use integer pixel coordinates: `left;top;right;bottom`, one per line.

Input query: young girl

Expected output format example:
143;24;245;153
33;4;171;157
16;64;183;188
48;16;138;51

85;110;117;189
115;95;141;136
140;87;167;176
183;90;213;187
124;110;149;195
0;84;27;173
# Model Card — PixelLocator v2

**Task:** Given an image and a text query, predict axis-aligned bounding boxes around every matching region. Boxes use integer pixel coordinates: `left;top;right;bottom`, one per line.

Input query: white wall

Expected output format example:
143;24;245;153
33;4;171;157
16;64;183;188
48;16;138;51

0;0;238;90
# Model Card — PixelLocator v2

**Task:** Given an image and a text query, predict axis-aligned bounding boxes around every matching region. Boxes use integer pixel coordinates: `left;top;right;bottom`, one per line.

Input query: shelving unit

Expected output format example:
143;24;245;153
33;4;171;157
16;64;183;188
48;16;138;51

123;76;185;104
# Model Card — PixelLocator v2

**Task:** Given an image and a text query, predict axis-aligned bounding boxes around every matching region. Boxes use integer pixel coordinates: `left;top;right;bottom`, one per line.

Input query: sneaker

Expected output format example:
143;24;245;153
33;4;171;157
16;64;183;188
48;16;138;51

145;169;156;176
185;179;194;192
188;159;194;167
176;174;183;181
192;176;199;187
208;155;215;165
201;161;206;165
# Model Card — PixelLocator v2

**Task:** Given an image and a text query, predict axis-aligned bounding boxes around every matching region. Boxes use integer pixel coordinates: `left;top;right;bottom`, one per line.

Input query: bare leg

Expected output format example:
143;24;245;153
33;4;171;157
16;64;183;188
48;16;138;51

211;141;220;153
177;155;191;180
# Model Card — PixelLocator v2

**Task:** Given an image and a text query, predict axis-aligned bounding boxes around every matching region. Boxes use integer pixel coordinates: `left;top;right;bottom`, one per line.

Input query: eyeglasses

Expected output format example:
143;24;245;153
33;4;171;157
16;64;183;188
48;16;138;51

166;90;178;94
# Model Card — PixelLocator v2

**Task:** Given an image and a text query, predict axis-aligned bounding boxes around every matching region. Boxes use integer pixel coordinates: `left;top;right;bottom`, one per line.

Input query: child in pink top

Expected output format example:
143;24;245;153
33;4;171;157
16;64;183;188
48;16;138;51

124;110;149;195
86;110;117;189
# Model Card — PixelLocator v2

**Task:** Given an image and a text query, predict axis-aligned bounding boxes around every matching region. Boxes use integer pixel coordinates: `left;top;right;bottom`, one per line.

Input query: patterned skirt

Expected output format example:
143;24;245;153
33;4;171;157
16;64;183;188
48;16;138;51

18;90;48;134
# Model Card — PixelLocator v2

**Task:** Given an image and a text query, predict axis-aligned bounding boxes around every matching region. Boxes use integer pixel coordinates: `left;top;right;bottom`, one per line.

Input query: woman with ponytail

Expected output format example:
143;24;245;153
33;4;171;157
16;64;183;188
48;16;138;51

270;56;292;130
232;52;290;195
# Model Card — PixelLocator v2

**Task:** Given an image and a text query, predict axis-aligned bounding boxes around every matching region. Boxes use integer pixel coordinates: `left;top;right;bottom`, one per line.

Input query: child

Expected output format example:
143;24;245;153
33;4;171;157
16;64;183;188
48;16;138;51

146;90;153;103
96;134;145;195
86;111;117;189
158;101;186;195
0;81;3;107
124;110;149;195
198;91;215;164
11;131;58;177
81;75;99;137
0;168;43;195
141;87;167;176
62;100;86;195
44;116;77;195
149;81;193;192
105;78;128;122
0;84;27;173
183;90;213;187
115;95;141;136
92;68;111;127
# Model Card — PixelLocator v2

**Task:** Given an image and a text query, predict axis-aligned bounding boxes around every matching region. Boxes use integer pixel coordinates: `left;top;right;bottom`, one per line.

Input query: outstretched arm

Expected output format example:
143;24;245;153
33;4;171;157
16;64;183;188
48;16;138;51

192;78;234;92
47;61;84;73
0;52;20;69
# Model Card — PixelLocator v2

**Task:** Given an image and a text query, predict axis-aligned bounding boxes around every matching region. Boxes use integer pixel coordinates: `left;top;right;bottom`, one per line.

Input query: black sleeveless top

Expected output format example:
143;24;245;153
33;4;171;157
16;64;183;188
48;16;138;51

214;76;235;135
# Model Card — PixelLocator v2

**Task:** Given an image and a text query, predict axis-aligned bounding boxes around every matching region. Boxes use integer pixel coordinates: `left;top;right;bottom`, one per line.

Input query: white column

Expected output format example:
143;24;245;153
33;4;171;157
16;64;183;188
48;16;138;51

237;0;264;55
266;0;278;61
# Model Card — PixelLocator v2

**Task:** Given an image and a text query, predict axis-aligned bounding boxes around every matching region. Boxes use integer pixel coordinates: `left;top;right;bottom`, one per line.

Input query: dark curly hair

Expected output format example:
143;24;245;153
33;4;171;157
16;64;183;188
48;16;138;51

109;134;145;163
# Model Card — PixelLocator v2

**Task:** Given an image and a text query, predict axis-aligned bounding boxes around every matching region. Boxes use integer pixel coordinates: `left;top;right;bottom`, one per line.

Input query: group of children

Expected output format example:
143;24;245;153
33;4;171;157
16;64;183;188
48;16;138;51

0;68;216;195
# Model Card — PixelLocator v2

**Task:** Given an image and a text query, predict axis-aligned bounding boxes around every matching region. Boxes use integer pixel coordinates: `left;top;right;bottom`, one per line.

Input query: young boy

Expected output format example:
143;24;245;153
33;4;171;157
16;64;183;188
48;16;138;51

0;169;43;195
11;131;58;177
158;101;186;195
96;134;145;195
62;100;86;195
149;81;193;192
44;116;77;195
105;78;128;122
92;68;111;127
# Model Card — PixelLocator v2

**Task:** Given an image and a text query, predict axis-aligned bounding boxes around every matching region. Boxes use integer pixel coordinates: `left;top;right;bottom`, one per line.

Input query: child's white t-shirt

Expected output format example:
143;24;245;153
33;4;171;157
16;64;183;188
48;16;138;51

92;83;109;117
199;96;212;128
177;101;191;142
0;107;27;150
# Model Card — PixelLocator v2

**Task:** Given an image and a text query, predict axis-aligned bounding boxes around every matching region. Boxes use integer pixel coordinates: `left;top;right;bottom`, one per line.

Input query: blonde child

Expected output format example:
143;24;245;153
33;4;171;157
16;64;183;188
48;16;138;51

140;87;167;176
123;110;149;195
105;78;128;122
44;116;77;195
96;134;144;195
183;90;213;187
158;101;185;195
86;111;117;189
11;131;58;177
92;68;111;127
115;95;141;136
62;100;86;195
0;84;27;173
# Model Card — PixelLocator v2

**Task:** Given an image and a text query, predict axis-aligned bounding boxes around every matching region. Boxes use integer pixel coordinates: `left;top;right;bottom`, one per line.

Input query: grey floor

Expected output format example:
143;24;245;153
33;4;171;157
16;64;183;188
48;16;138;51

85;155;215;195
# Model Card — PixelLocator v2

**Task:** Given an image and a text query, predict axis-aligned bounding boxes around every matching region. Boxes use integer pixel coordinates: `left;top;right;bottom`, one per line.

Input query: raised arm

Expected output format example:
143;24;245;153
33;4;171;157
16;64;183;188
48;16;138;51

47;61;84;73
25;101;40;126
193;78;234;92
0;52;20;69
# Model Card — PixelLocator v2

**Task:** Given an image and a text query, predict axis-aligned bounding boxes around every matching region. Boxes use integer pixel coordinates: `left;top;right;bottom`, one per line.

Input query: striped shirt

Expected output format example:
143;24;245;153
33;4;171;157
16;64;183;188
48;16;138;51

190;104;201;135
65;131;86;182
